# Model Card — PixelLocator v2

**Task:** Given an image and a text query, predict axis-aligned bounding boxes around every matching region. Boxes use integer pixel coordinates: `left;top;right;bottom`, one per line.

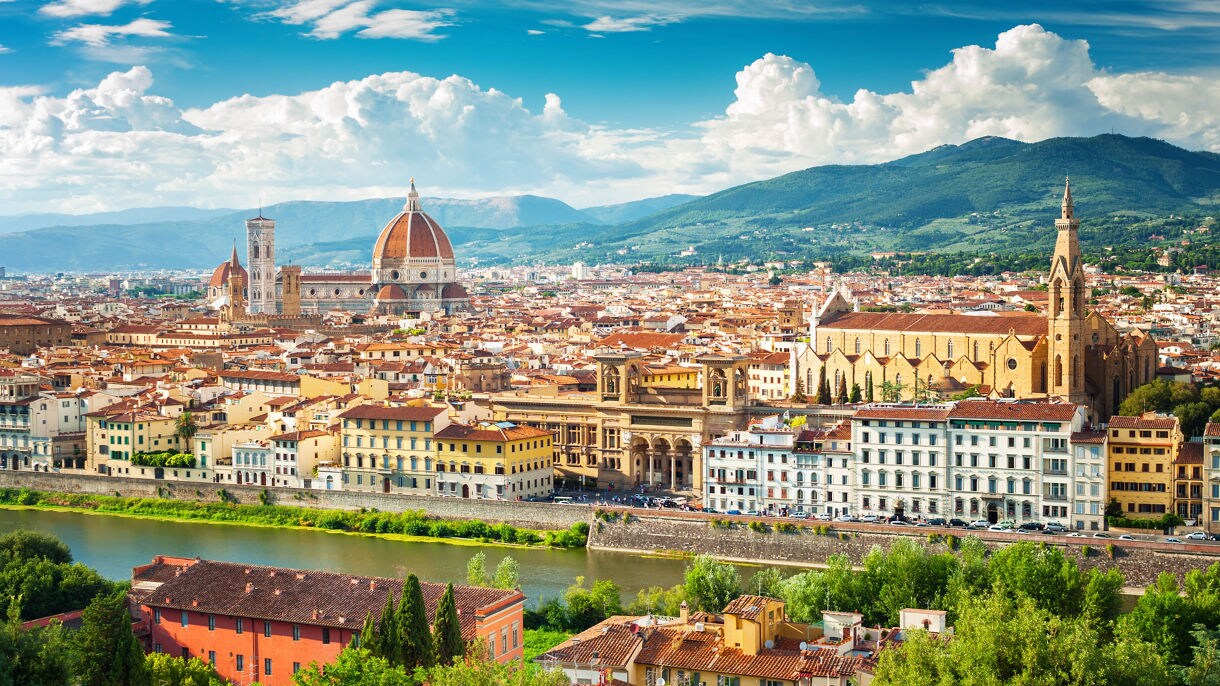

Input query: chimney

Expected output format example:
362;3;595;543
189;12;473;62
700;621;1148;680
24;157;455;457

680;600;689;624
370;581;377;591
245;582;254;593
274;589;282;596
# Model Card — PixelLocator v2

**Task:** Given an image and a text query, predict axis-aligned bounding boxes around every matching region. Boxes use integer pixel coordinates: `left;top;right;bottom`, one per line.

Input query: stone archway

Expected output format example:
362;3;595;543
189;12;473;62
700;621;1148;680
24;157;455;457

651;437;672;488
673;438;694;491
629;436;650;485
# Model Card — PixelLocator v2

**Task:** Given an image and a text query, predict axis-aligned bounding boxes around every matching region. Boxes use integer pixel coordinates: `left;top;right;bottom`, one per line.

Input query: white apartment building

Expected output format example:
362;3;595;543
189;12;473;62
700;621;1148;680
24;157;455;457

852;406;951;519
947;401;1084;524
1070;429;1108;530
822;422;854;517
232;439;273;487
704;416;790;513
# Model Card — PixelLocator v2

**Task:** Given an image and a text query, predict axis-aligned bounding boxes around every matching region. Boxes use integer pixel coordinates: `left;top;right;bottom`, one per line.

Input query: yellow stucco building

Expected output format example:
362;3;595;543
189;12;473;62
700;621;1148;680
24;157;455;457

337;404;448;494
1107;414;1181;519
433;421;554;500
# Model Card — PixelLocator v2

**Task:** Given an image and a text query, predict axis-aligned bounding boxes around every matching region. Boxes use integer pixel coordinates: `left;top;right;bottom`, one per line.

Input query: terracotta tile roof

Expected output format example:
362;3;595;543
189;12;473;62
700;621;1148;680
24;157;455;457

219;369;301;383
337;404;446;422
1204;422;1220;438
540;619;641;667
853;406;952;421
721;594;776;621
820;311;1046;336
1177;442;1204;464
133;558;521;639
596;331;686;349
1070;430;1107;444
948;400;1078;421
1108;415;1178;430
634;626;862;681
434;422;552;442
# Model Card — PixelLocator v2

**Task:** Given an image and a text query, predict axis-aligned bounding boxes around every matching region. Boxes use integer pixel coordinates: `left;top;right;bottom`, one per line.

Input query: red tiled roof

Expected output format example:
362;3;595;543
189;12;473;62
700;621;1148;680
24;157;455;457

820;311;1046;336
133;558;521;639
948;400;1078;421
1108;415;1178;430
853;406;952;421
435;422;552;442
337;404;446;422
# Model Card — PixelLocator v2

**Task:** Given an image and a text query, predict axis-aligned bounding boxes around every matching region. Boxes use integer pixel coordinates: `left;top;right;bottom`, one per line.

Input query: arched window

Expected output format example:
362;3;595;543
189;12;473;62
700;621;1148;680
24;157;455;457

1073;354;1081;385
1054;355;1063;387
826;336;833;353
915;339;922;357
884;339;891;356
947;340;954;359
973;341;979;361
253;243;260;259
854;337;861;354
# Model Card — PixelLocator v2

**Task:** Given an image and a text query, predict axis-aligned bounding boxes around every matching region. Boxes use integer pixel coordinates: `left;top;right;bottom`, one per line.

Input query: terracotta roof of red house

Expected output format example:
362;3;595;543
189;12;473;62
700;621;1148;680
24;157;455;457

820;311;1046;336
132;558;521;638
1204;422;1220;438
948;400;1078;421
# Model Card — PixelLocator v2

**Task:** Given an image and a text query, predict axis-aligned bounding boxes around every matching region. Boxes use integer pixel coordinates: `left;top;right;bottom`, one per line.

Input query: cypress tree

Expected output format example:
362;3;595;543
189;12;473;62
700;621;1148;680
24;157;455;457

397;574;433;669
432;582;464;666
376;589;401;665
75;590;150;686
816;366;832;405
836;375;848;404
359;611;378;654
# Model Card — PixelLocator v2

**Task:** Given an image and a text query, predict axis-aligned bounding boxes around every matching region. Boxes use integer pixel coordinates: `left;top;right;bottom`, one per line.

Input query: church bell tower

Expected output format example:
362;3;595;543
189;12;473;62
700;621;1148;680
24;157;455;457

1047;178;1087;405
246;213;276;315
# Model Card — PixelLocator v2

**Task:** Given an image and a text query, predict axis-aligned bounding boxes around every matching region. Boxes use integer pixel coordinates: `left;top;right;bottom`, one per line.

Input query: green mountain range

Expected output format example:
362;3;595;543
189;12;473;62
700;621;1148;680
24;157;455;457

1;134;1216;272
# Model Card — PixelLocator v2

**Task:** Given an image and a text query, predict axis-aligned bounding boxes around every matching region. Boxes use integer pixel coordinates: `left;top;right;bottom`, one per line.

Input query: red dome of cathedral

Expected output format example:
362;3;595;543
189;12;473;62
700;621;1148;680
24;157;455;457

208;243;248;290
372;182;454;262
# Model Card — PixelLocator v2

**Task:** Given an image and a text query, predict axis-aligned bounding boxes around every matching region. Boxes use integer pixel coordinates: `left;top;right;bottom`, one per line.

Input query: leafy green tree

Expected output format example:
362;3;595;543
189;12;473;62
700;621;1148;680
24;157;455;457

625;584;687;617
563;576;622;630
1180;625;1220;686
493;557;520;591
879;380;905;403
747;567;785;598
0;597;71;686
417;643;570;686
1176;401;1213;437
0;530;72;565
75;589;151;686
291;647;413;686
790;378;807;403
432;583;465;666
466;552;491;587
1122;572;1198;666
684;555;741;613
174;411;198;444
144;653;226;686
397;574;433;670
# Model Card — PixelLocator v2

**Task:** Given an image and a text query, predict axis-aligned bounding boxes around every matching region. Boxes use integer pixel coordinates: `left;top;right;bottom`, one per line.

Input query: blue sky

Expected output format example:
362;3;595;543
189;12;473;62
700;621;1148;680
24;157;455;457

0;1;1218;213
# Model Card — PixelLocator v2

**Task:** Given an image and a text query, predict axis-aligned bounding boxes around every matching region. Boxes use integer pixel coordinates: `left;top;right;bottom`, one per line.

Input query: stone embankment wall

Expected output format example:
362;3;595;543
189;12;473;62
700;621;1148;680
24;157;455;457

0;471;579;530
588;513;1220;587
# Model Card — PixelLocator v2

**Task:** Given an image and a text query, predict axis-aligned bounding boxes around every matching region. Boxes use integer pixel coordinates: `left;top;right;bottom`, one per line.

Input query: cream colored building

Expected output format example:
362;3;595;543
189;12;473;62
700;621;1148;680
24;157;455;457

337;403;449;494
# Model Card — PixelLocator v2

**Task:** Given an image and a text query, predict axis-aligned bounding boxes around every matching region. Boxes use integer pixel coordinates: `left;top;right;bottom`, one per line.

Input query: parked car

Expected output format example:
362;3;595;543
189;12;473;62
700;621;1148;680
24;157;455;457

948;518;968;528
914;520;930;527
814;512;833;521
790;511;810;519
988;524;1012;532
1019;522;1044;531
968;520;990;529
1185;531;1208;540
835;514;858;522
860;514;880;523
890;519;909;526
1066;532;1087;538
725;509;742;515
927;518;947;526
745;510;760;516
1166;537;1184;543
1092;532;1111;539
1044;522;1067;534
1118;534;1136;541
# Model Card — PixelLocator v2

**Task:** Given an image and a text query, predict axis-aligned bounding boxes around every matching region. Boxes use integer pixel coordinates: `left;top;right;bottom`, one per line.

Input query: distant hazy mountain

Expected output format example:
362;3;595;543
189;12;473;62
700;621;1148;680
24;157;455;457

580;194;700;224
0;206;239;235
4;134;1217;272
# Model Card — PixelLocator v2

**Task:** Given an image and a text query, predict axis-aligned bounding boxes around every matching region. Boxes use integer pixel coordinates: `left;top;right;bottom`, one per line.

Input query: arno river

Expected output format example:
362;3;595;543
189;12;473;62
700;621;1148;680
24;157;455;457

0;508;723;605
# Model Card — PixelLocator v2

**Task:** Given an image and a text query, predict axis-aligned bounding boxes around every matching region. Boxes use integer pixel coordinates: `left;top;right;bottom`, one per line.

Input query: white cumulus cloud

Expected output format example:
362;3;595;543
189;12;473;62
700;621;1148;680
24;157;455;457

51;17;174;46
582;15;675;32
39;0;151;18
2;23;1219;214
265;0;454;40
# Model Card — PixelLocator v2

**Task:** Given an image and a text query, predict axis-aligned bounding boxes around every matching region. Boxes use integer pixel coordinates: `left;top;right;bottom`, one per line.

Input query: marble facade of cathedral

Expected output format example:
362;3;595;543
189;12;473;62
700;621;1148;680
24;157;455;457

791;181;1157;423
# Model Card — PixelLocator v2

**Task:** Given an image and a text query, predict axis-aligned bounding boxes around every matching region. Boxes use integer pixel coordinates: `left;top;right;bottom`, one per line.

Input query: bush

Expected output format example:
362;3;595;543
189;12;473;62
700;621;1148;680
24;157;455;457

776;522;798;534
1105;543;1116;559
748;521;769;533
1081;545;1091;557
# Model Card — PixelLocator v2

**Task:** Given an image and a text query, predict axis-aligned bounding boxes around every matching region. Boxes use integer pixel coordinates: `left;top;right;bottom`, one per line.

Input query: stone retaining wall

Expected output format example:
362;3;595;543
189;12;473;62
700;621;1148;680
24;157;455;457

0;470;580;530
589;514;1220;586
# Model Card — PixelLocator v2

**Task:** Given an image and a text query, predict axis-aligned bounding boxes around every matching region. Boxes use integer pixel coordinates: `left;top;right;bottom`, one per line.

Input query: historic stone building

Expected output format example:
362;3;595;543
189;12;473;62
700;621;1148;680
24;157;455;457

205;180;468;317
489;352;752;493
792;181;1157;423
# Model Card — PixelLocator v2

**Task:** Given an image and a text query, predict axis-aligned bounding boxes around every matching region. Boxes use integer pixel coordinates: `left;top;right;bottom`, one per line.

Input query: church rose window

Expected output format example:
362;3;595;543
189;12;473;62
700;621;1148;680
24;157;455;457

420;271;428;279
1007;358;1017;370
391;270;400;280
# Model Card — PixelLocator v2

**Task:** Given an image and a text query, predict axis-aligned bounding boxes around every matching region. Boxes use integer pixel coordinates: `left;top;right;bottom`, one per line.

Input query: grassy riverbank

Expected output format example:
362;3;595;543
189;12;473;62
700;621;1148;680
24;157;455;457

0;488;589;549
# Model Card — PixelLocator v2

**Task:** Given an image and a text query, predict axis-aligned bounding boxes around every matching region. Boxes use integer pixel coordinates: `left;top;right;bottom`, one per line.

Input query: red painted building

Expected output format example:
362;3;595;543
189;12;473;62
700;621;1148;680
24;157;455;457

132;556;525;685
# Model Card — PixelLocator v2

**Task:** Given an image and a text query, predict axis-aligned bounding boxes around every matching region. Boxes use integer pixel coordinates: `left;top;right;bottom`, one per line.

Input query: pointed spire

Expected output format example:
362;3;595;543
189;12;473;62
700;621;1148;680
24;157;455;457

230;241;240;266
1061;176;1073;220
405;177;421;212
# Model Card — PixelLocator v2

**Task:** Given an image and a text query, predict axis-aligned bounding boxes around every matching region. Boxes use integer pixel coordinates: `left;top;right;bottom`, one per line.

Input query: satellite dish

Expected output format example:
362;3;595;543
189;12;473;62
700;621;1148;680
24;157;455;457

765;639;775;649
799;641;809;651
